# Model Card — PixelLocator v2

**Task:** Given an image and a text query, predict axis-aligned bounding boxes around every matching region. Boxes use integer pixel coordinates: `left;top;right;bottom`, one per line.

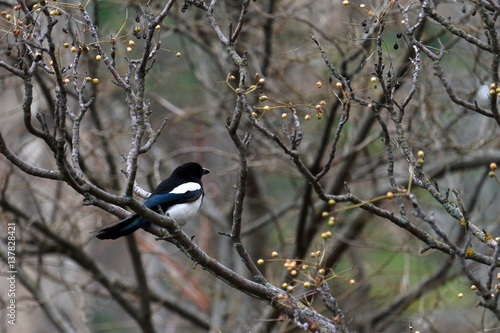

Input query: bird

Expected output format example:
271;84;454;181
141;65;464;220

96;162;210;240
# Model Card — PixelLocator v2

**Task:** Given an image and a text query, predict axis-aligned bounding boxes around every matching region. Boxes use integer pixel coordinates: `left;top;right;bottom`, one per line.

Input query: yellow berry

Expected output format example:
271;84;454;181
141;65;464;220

328;217;335;226
328;199;336;205
280;113;286;119
85;77;92;82
259;95;268;101
316;114;323;119
386;191;394;199
229;75;236;80
258;78;265;84
290;269;297;276
491;83;497;89
63;43;69;48
417;150;425;158
263;105;270;111
349;279;356;284
360;4;366;8
257;259;264;265
63;78;70;84
322;211;329;217
282;283;288;289
127;47;132;53
370;76;377;83
252;112;258;118
471;285;477;290
315;251;321;257
335;82;342;88
490;90;496;95
155;25;161;30
134;26;141;32
342;0;349;5
304;282;311;287
92;78;99;84
318;268;326;275
304;114;311;120
95;54;102;61
488;171;495;177
176;52;181;57
271;251;278;258
458;293;463;298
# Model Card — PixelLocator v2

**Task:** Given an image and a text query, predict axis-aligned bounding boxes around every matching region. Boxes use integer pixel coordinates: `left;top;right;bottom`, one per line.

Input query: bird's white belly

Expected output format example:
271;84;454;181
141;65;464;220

165;197;203;226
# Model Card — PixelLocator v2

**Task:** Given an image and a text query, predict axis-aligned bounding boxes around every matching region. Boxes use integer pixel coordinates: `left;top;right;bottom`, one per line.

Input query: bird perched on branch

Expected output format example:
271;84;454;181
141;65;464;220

96;162;210;240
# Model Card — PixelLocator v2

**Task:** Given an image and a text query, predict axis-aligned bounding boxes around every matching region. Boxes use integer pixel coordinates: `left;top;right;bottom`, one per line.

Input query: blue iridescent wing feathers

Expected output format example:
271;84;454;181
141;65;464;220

142;189;203;210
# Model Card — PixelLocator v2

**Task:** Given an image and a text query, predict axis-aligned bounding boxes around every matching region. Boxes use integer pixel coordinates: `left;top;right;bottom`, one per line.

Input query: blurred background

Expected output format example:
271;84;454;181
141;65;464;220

0;0;499;332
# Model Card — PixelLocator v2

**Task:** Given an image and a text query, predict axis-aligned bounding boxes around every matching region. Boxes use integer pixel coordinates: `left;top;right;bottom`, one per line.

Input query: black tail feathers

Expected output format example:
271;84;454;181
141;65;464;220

95;214;146;240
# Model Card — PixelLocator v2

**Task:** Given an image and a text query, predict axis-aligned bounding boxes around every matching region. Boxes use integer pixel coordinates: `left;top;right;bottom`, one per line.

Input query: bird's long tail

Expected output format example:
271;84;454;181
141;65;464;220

95;214;147;240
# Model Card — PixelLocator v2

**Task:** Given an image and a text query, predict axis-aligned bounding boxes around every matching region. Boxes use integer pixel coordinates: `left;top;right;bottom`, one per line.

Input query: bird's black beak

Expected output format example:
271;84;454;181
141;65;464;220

202;168;210;176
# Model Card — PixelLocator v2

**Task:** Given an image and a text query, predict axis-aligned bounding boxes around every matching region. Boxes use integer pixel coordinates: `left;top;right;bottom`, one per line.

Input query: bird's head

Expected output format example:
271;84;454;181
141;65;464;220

174;162;210;179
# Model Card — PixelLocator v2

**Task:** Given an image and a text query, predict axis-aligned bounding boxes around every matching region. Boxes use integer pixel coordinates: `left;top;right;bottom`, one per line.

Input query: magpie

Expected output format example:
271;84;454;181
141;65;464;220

96;162;210;240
